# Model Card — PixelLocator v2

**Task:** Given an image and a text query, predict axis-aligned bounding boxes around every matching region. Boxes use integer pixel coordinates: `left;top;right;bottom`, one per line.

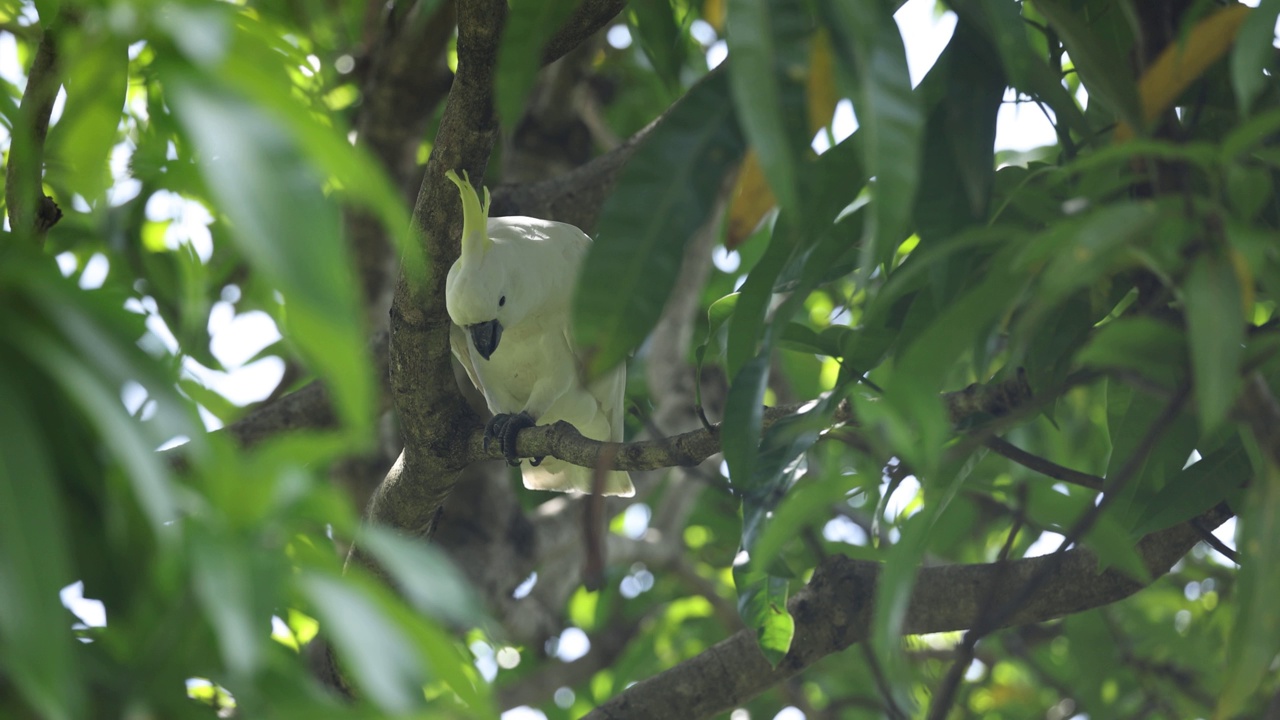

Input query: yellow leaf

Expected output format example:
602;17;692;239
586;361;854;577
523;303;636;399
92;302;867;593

807;29;839;137
1115;5;1251;142
726;151;775;249
703;0;725;32
1230;247;1256;317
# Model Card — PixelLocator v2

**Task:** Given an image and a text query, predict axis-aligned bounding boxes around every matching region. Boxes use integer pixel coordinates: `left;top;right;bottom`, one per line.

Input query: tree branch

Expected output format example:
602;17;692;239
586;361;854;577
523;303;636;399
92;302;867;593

541;0;628;65
373;0;631;537
375;0;507;536
5;19;63;242
472;373;1035;473
582;505;1232;719
984;436;1104;490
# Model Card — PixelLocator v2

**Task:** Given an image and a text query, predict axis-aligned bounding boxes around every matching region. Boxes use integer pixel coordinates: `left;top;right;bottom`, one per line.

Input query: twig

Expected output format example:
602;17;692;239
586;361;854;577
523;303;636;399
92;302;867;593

926;386;1190;720
985;436;1104;491
861;644;908;720
1191;514;1239;564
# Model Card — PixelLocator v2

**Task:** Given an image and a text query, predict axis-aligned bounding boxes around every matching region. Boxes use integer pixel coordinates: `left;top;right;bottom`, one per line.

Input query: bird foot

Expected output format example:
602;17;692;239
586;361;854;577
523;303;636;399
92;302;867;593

484;411;537;466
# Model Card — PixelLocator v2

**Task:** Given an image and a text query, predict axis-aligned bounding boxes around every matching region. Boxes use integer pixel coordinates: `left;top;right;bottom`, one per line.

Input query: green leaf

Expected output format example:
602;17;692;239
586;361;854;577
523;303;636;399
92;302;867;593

727;0;810;217
631;0;686;89
725;224;796;379
1132;438;1249;536
1226;162;1274;221
1103;380;1199;528
701;292;741;362
299;572;428;712
1230;0;1280;115
17;319;177;533
495;0;579;133
1016;203;1159;329
750;457;860;573
733;564;794;667
1219;463;1280;718
819;0;923;277
189;531;269;677
958;0;1092;141
45;33;128;202
0;371;83;720
912;18;1005;246
1084;511;1151;582
1075;317;1188;389
1033;0;1142;129
574;70;747;377
358;527;490;630
888;254;1027;474
722;352;771;489
741;399;837;552
1184;253;1244;435
166;76;374;439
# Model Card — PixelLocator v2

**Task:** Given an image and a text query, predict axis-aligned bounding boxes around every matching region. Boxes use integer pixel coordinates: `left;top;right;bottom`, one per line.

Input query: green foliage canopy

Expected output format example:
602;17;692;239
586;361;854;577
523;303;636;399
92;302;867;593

2;0;1279;718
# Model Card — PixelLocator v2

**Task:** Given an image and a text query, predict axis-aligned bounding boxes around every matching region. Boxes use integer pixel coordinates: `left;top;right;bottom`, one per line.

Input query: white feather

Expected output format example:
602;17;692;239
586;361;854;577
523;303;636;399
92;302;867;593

444;172;634;497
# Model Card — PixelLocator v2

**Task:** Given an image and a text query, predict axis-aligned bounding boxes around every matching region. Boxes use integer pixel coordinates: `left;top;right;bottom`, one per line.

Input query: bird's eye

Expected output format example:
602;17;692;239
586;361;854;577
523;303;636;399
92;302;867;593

499;295;506;307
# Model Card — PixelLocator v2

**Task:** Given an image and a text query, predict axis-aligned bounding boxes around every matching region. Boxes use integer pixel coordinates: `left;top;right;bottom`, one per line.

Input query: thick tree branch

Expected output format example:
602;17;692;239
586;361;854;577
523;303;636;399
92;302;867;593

373;0;631;537
583;505;1232;719
376;0;506;536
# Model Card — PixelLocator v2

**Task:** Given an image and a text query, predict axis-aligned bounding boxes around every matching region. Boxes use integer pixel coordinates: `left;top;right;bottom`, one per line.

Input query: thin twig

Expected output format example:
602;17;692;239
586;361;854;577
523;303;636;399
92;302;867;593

926;386;1190;720
985;436;1104;491
1190;515;1239;564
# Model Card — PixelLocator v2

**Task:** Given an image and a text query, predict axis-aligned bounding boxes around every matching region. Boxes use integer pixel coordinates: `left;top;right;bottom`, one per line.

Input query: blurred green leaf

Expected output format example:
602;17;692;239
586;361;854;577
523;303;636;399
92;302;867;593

0;369;83;720
45;32;127;202
631;0;687;89
722;352;770;489
1033;0;1141;128
888;254;1027;474
190;530;270;677
1133;438;1249;536
1085;511;1151;582
166;76;374;440
957;0;1091;141
575;69;746;377
726;0;810;217
359;527;490;630
15;314;177;532
912;18;1005;246
1231;0;1280;115
819;0;922;278
1184;253;1244;435
1076;317;1188;389
496;0;578;133
1219;462;1280;718
299;572;429;712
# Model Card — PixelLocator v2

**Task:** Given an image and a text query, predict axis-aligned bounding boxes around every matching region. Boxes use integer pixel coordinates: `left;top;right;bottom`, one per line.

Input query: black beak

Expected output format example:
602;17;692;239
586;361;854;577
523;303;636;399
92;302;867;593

468;319;503;360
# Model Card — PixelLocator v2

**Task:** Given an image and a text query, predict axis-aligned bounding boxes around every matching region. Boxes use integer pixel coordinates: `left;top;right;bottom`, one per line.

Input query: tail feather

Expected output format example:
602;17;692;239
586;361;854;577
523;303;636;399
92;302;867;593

521;459;634;497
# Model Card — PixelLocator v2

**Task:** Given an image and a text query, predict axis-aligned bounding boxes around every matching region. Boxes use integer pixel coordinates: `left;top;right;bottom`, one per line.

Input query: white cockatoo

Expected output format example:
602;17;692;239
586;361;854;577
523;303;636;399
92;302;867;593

443;170;635;497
